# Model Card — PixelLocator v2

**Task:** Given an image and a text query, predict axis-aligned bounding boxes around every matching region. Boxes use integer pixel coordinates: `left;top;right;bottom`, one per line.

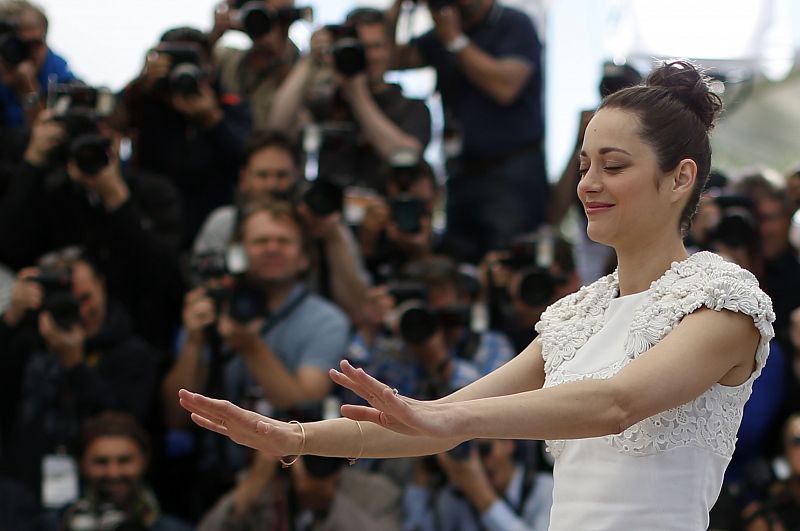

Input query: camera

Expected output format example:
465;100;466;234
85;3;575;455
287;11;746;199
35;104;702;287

0;19;30;65
237;2;313;41
154;42;206;97
47;83;115;174
190;250;268;325
326;24;367;78
27;268;81;331
411;0;458;10
389;195;426;234
399;303;470;345
303;180;344;217
500;236;565;308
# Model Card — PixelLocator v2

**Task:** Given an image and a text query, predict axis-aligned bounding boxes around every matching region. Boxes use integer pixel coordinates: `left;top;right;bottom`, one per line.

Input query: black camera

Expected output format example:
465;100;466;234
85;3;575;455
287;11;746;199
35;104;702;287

326;24;367;78
500;237;565;308
27;268;81;331
303;180;344;217
208;277;269;325
190;251;268;325
389;195;426;234
399;304;470;345
238;2;313;41
47;84;115;174
412;0;458;10
0;19;30;65
155;42;205;97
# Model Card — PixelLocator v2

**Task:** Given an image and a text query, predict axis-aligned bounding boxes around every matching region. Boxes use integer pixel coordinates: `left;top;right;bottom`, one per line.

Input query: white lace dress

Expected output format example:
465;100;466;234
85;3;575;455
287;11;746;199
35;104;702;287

535;252;775;530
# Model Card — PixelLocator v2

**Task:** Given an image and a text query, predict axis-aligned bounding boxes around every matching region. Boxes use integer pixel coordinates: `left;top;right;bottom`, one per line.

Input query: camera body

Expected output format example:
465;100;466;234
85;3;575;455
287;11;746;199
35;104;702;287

302;180;344;217
154;42;206;97
389;195;426;234
500;236;565;308
0;19;30;65
237;2;313;41
27;268;81;330
48;83;115;174
325;24;367;78
190;250;268;325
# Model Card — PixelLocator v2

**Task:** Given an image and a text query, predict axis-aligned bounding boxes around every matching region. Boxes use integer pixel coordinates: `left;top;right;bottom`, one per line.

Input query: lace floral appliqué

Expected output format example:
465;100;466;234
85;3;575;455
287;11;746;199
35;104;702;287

538;252;775;459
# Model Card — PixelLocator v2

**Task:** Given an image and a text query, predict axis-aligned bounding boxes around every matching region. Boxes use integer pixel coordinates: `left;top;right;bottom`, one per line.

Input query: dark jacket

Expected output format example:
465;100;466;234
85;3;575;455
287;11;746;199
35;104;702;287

0;301;159;501
0;162;184;349
120;77;251;247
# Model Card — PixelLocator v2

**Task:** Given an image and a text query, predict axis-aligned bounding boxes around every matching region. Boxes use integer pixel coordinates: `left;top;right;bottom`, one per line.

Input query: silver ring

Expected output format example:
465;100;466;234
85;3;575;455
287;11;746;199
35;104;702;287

392;388;399;396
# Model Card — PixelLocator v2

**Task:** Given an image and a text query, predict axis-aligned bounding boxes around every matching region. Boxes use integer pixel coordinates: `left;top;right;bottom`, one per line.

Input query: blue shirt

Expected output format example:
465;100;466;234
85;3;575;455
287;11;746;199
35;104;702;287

412;3;543;159
0;48;76;127
404;465;554;531
170;283;351;472
349;329;514;400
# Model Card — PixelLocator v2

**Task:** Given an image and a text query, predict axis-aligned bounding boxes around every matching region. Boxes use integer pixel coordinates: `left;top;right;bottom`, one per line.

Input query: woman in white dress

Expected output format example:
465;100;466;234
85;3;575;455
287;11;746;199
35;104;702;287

178;60;775;530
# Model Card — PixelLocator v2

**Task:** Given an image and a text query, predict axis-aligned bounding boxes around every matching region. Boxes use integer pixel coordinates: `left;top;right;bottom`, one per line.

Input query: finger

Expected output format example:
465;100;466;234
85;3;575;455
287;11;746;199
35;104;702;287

179;389;238;422
331;361;380;401
340;404;383;424
340;360;394;401
189;412;229;435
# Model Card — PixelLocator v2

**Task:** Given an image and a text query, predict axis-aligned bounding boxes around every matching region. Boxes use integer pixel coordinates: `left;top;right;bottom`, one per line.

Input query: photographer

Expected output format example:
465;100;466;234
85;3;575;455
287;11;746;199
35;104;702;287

161;200;350;515
358;159;440;285
268;7;431;193
0;96;184;351
481;232;579;352
389;0;546;263
210;0;303;129
119;26;250;247
756;189;800;353
0;252;159;507
60;412;191;531
359;255;513;403
0;0;76;128
405;439;553;531
193;129;369;323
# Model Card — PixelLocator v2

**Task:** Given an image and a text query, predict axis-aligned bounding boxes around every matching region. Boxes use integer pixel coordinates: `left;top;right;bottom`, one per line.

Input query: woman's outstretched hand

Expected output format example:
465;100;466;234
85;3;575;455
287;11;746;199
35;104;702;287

178;389;299;456
330;360;456;438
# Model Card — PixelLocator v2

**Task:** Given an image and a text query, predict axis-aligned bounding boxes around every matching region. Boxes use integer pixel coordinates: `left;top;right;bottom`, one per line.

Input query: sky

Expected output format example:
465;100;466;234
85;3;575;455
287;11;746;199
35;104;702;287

34;0;800;178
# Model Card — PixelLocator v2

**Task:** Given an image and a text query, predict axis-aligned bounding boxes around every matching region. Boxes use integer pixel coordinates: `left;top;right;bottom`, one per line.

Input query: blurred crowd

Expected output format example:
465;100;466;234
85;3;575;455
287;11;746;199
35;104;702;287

0;0;797;530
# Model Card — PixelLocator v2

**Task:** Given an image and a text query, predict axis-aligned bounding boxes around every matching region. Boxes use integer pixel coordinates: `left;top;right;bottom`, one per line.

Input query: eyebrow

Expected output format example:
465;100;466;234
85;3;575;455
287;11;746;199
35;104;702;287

579;147;632;157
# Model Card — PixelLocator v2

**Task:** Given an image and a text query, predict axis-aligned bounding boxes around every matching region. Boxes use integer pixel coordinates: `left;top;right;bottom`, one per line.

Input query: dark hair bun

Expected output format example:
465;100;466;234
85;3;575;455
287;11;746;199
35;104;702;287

645;60;723;131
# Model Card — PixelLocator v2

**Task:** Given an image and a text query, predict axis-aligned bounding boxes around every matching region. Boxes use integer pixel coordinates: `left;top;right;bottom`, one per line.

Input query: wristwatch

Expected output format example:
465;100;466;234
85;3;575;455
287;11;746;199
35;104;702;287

445;34;470;54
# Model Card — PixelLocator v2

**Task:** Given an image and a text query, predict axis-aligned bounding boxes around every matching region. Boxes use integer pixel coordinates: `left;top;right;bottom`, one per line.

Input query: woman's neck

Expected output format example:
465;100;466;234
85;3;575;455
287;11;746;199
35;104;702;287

615;236;689;296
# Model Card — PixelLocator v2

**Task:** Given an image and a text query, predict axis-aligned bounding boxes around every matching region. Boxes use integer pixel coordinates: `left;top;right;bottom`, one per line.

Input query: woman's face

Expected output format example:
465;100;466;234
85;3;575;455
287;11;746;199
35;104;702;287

577;108;680;249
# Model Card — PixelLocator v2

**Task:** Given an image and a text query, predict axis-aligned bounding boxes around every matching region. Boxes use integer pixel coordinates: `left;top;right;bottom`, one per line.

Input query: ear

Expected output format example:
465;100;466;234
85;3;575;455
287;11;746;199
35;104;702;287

672;158;697;203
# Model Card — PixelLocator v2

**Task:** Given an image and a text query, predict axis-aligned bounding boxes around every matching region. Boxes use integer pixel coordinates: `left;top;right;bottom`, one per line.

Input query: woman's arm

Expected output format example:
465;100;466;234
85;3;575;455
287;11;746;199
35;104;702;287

178;337;546;458
337;308;761;442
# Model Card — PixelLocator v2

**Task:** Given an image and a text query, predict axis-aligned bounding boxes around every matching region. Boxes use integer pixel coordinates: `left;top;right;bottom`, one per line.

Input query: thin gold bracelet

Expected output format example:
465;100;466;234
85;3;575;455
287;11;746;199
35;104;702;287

347;420;364;465
280;420;305;468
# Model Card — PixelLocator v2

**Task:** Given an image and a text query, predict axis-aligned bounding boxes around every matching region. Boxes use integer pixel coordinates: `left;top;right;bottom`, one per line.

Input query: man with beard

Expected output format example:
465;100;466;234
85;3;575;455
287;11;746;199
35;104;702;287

209;0;301;129
61;412;191;531
162;200;350;518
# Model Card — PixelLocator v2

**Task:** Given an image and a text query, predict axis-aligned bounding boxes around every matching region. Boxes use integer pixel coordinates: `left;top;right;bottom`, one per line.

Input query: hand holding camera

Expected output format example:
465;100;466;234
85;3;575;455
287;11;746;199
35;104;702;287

182;287;218;339
38;309;85;369
139;50;172;91
23;110;66;167
171;82;223;128
217;311;265;356
3;267;43;327
66;140;130;211
430;3;463;46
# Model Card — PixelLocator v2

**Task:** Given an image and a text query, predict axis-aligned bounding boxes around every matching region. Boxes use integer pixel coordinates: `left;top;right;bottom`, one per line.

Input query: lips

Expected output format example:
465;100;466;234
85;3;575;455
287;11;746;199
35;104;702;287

585;202;614;214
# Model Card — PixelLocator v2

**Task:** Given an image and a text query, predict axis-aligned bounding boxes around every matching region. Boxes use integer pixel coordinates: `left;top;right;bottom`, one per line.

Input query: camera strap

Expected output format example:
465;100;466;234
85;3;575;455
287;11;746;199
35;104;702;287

260;285;310;336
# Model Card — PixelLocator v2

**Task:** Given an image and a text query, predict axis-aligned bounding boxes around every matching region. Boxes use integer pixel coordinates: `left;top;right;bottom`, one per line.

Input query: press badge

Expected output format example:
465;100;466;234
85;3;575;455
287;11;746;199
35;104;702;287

42;453;79;508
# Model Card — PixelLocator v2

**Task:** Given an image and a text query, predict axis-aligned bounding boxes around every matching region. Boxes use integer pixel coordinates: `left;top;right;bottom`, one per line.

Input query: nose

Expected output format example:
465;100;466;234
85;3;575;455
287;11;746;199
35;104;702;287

576;167;602;199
